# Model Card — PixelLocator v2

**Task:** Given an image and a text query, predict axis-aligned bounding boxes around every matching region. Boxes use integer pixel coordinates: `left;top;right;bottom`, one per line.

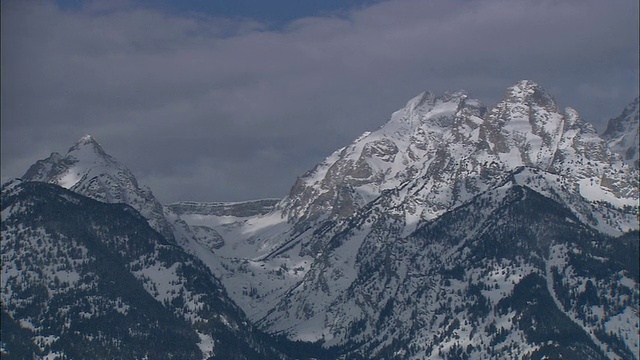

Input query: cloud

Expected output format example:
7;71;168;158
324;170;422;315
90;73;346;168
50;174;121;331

2;0;638;202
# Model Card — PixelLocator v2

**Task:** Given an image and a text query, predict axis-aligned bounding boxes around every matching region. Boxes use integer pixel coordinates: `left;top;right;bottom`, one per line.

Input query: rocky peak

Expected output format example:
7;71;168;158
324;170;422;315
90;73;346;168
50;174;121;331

494;80;559;122
280;89;481;228
602;97;639;168
23;135;124;188
481;82;576;172
160;81;638;359
21;135;174;242
69;134;99;149
67;134;110;159
279;81;637;236
389;90;472;133
506;80;557;106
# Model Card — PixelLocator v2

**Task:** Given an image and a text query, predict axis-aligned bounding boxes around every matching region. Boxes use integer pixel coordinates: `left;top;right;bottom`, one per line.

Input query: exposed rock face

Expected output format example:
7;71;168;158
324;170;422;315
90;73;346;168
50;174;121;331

279;80;637;240
602;97;639;169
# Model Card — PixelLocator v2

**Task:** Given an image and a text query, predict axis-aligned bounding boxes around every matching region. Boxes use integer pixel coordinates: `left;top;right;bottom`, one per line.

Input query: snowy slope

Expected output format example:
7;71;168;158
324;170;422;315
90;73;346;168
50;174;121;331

260;178;638;359
0;180;309;359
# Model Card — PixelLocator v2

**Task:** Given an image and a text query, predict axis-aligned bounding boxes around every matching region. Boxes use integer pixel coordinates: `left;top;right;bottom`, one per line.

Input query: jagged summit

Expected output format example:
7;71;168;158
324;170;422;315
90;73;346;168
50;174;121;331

388;89;474;133
74;133;97;145
68;134;104;153
279;87;489;225
603;97;639;136
279;80;636;235
21;135;174;241
23;135;127;189
506;79;554;101
66;134;114;169
602;97;639;168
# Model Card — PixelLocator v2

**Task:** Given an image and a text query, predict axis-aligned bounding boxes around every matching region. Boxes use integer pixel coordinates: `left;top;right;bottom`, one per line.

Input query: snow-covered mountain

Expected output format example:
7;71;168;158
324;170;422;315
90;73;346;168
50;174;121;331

4;80;638;359
21;135;176;242
176;80;638;358
259;167;639;358
279;80;636;238
602;97;639;169
0;180;328;359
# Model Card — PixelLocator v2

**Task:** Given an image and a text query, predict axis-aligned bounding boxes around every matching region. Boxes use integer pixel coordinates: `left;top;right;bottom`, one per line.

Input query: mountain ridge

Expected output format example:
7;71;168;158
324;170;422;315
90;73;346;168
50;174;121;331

1;180;331;359
4;80;638;359
212;80;638;358
277;80;636;240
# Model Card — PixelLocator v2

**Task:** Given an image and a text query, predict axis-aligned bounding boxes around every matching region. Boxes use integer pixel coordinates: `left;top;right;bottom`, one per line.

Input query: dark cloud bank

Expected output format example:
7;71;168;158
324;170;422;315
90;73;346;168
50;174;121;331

2;0;638;202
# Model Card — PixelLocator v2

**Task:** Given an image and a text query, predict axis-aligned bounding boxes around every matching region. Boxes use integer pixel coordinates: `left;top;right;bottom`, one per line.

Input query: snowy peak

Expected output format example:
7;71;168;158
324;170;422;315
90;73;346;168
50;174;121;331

505;80;557;107
484;80;566;169
278;81;637;236
69;134;100;150
602;97;639;168
280;89;483;227
21;135;173;242
23;135;124;189
67;134;110;160
123;80;638;359
388;89;473;134
490;79;562;134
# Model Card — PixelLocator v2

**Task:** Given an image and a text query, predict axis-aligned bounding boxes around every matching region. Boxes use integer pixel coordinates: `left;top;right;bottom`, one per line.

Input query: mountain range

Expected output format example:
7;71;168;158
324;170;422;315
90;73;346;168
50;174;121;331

2;80;638;359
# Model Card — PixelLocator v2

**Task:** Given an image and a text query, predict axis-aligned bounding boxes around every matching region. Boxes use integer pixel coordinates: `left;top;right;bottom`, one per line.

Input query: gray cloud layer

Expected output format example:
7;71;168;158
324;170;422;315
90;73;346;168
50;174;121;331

2;0;638;202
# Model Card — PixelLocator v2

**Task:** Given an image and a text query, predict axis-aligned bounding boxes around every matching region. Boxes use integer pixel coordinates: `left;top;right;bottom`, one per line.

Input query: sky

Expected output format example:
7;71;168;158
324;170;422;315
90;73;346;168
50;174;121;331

2;0;638;203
